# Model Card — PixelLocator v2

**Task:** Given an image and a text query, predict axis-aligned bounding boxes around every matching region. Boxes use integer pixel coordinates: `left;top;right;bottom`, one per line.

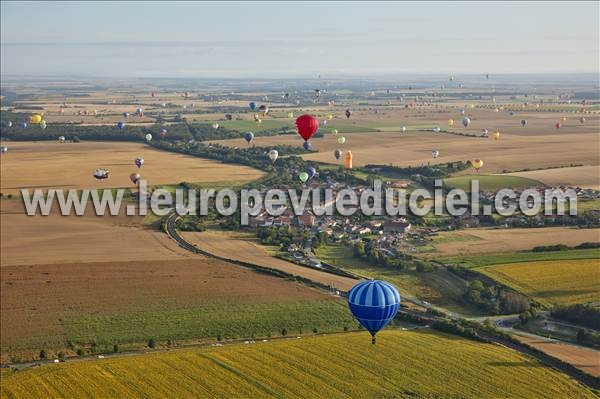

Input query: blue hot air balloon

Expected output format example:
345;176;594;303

243;131;254;144
306;166;316;180
117;122;125;129
347;280;401;344
249;102;257;111
21;121;28;128
303;141;311;151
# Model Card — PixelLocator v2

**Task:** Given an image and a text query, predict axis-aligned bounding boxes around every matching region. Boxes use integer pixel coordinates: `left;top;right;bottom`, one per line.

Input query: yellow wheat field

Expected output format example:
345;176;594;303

1;330;595;399
480;259;600;306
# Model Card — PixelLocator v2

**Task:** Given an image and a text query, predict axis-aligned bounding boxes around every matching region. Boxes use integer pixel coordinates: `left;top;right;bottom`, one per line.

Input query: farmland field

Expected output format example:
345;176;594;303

181;230;357;291
514;334;600;377
479;259;600;306
0;141;264;195
507;165;600;190
1;330;595;399
443;174;541;191
0;257;351;363
430;227;600;257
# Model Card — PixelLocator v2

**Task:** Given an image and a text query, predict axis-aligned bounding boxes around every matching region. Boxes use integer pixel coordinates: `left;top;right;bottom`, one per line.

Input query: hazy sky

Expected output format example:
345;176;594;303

1;1;598;78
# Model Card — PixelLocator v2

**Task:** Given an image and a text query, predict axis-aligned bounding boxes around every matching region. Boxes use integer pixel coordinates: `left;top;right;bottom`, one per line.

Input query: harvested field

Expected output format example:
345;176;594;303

480;259;600;306
181;230;357;291
1;330;595;399
0;257;349;362
515;334;600;377
209;129;600;173
0;141;263;194
430;227;600;257
0;200;190;267
507;165;600;190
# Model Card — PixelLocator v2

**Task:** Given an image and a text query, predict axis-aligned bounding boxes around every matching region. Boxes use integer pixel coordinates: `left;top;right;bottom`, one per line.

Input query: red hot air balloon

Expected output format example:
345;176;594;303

295;114;319;141
555;122;561;129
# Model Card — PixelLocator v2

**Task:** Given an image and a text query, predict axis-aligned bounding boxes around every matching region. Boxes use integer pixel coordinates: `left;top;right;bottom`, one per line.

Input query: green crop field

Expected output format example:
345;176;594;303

443;174;541;191
439;248;600;269
60;301;355;352
217;119;294;132
1;330;594;399
479;259;600;306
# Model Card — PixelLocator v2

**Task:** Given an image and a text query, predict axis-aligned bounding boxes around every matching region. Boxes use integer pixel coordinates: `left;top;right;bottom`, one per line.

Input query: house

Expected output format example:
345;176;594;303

298;213;316;227
383;218;412;234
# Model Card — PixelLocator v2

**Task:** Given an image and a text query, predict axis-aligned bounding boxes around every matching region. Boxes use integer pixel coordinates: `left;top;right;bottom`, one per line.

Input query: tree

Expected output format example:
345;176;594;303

76;349;85;356
113;344;119;353
148;338;156;349
281;328;288;336
39;350;47;359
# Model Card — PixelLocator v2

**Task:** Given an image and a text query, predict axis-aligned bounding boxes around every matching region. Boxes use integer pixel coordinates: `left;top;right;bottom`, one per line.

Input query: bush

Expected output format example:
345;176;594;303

57;352;65;361
113;344;119;353
148;338;156;349
72;136;81;143
39;350;47;359
281;328;288;336
415;260;434;273
76;349;85;356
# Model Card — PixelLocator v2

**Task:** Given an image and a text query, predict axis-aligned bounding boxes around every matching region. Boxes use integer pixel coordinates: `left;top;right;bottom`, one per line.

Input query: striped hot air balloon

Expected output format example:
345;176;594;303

347;280;401;344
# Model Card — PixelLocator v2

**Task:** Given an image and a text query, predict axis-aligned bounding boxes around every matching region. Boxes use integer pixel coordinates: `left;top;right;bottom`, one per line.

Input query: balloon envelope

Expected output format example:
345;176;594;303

472;159;484;169
299;172;309;183
31;114;42;124
306;166;317;179
249;102;257;110
145;134;152;141
117;122;125;129
130;173;141;184
303;141;312;150
462;117;471;128
296;114;319;141
334;149;342;160
268;149;278;163
337;136;346;144
244;132;254;143
347;280;400;342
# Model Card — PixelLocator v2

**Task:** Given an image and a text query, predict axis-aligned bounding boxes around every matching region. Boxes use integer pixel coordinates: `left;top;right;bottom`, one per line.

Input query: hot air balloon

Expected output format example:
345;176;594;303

494;108;499;113
58;136;66;143
136;107;143;116
345;109;352;119
258;105;269;115
449;75;454;81
268;149;278;163
135;157;144;168
347;280;400;344
334;149;342;160
31;114;42;124
151;92;155;97
492;130;500;140
93;169;110;180
322;120;327;126
433;127;441;133
432;149;440;159
580;117;586;124
253;114;260;122
39;120;47;129
249;102;257;110
296;114;319;142
555;122;561;129
117;122;125;129
462;117;471;128
561;117;567;122
244;131;254;144
337;136;346;144
521;119;527;127
7;121;12;127
145;133;152;141
1;145;8;153
212;123;219;129
159;128;167;138
332;129;339;135
21;122;28;128
225;114;233;120
472;159;484;172
130;173;141;185
460;109;465;115
481;128;489;136
345;151;353;170
299;172;309;183
123;112;130;118
306;166;317;180
401;126;406;133
303;141;312;150
448;119;454;126
314;89;321;98
327;114;333;120
287;112;294;118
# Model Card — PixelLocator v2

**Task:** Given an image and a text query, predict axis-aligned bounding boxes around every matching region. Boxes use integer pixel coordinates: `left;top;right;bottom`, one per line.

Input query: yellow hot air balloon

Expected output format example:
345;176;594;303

562;116;567;121
254;114;260;121
332;129;339;135
327;114;333;120
31;114;43;124
448;119;454;126
472;159;484;171
287;112;294;118
494;108;499;113
492;130;500;140
337;136;346;144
